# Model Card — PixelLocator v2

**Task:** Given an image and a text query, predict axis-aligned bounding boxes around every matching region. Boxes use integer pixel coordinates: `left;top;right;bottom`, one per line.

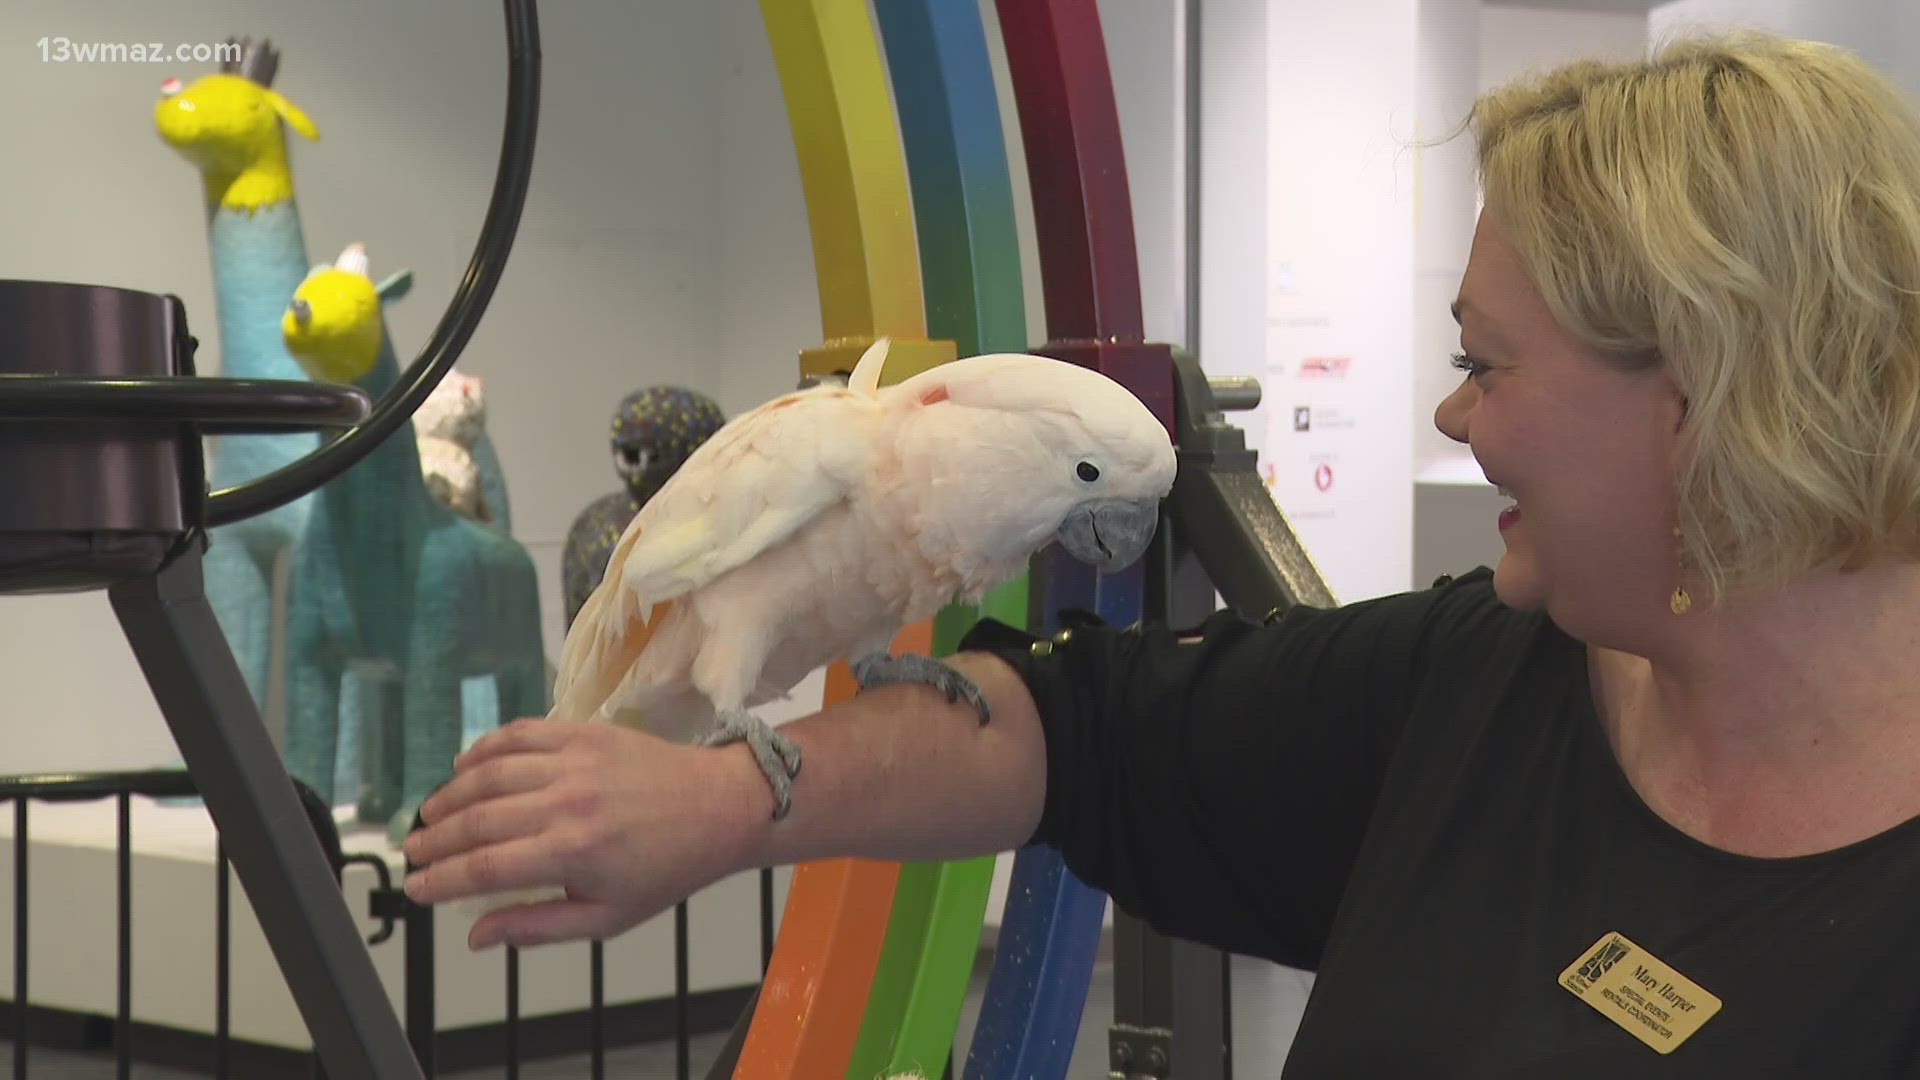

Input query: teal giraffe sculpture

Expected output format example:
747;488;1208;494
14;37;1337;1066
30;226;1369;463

154;38;319;715
281;243;549;842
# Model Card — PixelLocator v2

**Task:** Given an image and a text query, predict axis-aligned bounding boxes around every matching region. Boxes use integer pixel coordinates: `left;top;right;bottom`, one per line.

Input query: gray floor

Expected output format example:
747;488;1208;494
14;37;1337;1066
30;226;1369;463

0;951;1314;1078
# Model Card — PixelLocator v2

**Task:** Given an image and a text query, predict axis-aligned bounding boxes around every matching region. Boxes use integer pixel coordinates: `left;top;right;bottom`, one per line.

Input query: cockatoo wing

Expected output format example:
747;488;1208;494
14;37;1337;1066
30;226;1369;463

594;338;894;616
549;371;883;723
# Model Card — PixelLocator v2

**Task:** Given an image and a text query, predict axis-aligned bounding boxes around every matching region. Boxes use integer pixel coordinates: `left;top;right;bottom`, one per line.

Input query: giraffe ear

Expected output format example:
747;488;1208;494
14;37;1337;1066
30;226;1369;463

376;270;414;301
262;89;318;140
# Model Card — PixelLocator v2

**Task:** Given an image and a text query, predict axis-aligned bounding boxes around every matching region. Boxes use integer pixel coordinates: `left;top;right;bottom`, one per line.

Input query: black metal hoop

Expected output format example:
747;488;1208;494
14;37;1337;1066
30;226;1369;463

198;0;541;527
0;375;369;433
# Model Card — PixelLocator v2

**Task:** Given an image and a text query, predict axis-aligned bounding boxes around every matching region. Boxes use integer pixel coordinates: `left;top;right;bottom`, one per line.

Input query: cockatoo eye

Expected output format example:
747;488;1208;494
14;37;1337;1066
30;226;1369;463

1075;461;1100;483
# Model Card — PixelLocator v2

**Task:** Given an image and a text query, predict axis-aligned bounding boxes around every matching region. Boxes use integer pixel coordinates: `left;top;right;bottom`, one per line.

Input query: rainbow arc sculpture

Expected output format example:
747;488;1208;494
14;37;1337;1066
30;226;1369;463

729;2;1176;1076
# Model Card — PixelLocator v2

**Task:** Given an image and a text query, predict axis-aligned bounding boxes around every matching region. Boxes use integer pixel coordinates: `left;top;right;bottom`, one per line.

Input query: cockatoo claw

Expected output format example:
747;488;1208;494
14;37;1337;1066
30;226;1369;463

697;708;802;820
850;652;993;726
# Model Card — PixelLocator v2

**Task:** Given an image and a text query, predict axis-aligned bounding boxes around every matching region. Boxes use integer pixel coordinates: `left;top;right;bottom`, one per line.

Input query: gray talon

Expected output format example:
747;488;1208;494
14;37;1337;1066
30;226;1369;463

851;652;993;725
697;708;802;820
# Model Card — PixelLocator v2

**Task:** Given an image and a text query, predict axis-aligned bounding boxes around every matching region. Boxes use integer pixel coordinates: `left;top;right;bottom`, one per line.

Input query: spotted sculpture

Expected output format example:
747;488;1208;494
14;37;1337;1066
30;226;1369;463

561;384;728;629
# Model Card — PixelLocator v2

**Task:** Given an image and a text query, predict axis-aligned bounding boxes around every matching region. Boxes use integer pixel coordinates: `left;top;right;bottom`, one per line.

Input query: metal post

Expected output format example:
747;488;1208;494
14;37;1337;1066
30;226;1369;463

404;892;435;1076
1104;355;1295;1077
12;799;25;1080
217;839;231;1080
117;793;131;1080
106;544;423;1079
759;867;774;971
675;901;690;1080
505;947;520;1079
704;986;758;1080
590;941;604;1080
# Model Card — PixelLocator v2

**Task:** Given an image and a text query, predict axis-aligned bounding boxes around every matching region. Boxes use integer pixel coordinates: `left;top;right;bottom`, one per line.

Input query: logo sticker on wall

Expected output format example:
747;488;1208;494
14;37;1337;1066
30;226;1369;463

1293;406;1311;431
1298;356;1351;379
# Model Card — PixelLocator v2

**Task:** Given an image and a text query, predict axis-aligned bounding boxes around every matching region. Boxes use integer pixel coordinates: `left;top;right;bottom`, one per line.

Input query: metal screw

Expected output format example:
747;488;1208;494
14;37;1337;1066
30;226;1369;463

1110;1041;1134;1071
1144;1045;1170;1075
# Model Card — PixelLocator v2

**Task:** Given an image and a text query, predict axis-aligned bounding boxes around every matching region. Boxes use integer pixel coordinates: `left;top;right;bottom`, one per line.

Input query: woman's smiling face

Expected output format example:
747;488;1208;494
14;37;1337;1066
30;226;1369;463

1434;212;1689;644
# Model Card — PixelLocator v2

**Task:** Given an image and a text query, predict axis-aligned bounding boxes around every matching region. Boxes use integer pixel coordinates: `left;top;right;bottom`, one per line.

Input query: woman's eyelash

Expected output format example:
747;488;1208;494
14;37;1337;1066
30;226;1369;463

1450;351;1487;376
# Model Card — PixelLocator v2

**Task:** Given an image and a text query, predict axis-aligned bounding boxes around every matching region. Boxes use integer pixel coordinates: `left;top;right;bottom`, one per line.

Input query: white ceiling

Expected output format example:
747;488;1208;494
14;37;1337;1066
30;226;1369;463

1484;0;1661;13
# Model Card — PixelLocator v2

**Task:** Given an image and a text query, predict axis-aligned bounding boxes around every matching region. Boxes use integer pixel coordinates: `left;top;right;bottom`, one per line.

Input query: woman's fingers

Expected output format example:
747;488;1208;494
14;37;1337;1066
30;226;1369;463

420;730;574;827
403;788;553;869
451;715;578;772
403;833;569;905
469;895;626;951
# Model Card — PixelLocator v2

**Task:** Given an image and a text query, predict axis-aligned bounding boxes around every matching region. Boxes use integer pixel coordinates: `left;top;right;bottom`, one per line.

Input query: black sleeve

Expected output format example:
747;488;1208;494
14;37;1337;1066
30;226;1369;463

954;568;1501;969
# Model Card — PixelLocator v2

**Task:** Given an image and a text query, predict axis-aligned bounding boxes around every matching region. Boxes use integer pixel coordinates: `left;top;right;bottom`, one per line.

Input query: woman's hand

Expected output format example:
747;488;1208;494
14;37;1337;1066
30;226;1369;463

401;717;759;951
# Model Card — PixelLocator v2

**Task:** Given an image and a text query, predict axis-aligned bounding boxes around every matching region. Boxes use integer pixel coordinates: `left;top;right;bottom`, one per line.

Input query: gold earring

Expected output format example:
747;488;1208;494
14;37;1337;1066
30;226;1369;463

1670;525;1692;614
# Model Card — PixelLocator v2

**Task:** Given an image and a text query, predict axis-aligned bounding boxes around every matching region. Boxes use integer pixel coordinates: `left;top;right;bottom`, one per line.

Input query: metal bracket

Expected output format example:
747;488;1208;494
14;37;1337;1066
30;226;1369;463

1109;1023;1174;1079
355;857;404;946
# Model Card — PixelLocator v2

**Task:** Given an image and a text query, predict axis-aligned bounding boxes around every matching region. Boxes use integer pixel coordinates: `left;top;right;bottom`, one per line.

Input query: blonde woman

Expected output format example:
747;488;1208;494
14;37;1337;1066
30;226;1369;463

405;31;1920;1073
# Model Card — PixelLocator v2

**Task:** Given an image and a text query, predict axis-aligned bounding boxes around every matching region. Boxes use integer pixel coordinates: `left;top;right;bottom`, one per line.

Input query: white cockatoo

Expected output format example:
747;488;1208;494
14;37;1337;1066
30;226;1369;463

552;338;1177;818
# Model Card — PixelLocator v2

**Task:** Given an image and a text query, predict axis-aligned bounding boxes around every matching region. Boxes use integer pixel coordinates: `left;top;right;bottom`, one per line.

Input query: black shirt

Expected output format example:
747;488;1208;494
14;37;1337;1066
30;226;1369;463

957;568;1920;1076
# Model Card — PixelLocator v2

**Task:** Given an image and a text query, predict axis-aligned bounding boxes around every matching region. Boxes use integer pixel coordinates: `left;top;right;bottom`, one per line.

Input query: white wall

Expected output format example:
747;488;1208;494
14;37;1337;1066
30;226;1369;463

1413;0;1482;480
1258;0;1421;603
0;1;1185;775
1197;0;1267;409
1651;0;1920;99
1481;4;1651;87
1408;2;1652;586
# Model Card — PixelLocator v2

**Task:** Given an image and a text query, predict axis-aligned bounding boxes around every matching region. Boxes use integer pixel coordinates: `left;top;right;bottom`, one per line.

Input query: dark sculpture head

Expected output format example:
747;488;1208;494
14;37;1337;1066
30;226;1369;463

612;386;726;506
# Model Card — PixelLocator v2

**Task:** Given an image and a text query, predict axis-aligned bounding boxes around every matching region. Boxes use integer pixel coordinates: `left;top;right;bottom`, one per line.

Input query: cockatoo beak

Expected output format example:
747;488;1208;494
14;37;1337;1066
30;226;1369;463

1053;497;1161;572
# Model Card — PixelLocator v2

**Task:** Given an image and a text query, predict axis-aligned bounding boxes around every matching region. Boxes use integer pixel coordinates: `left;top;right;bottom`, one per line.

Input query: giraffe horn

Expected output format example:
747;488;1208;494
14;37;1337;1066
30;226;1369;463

335;242;370;278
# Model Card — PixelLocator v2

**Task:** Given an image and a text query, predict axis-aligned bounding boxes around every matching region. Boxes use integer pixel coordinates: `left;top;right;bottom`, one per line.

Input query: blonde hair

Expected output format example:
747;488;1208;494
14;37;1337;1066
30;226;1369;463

1467;31;1920;604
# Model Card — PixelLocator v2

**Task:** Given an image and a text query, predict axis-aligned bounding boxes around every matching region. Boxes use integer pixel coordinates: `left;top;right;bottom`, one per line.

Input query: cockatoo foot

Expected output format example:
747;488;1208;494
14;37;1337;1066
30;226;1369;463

696;709;802;820
850;652;992;725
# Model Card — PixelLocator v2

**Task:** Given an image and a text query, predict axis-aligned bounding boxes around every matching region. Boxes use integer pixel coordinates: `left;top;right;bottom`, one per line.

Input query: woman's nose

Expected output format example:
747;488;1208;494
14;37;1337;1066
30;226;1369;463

1434;380;1473;444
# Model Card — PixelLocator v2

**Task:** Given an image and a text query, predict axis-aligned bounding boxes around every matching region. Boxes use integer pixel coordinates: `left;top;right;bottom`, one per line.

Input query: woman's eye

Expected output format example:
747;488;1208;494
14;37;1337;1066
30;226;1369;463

1450;351;1489;378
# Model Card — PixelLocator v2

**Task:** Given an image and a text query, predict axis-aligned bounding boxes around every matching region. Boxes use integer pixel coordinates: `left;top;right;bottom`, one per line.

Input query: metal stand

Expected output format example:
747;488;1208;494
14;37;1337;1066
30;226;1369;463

1107;510;1233;1080
1105;352;1335;1079
107;540;425;1079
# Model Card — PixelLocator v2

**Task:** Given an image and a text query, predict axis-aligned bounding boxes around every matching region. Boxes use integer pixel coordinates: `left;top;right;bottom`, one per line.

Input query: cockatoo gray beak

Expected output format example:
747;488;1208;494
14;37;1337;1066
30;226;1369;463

1054;497;1160;572
288;297;312;329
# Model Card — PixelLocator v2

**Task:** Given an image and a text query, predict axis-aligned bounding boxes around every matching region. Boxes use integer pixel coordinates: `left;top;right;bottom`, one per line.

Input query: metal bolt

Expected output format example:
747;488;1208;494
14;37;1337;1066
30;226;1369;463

1144;1045;1170;1075
1110;1041;1134;1070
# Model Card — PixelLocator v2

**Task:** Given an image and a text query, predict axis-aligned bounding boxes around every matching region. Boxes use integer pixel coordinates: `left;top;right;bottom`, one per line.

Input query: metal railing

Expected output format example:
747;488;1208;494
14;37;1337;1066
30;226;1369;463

0;769;763;1078
383;812;774;1079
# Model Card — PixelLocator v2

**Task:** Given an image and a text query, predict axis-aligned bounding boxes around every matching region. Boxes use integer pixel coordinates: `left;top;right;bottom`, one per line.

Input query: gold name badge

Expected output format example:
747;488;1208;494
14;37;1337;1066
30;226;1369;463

1559;932;1723;1054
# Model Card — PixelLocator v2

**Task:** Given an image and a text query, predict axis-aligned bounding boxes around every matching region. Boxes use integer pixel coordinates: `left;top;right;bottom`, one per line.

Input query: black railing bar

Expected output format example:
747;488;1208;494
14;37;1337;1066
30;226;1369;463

506;946;520;1080
403;885;435;1076
116;791;131;1080
590;941;604;1080
0;769;198;803
759;868;773;973
13;798;26;1080
216;839;231;1080
676;901;690;1080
